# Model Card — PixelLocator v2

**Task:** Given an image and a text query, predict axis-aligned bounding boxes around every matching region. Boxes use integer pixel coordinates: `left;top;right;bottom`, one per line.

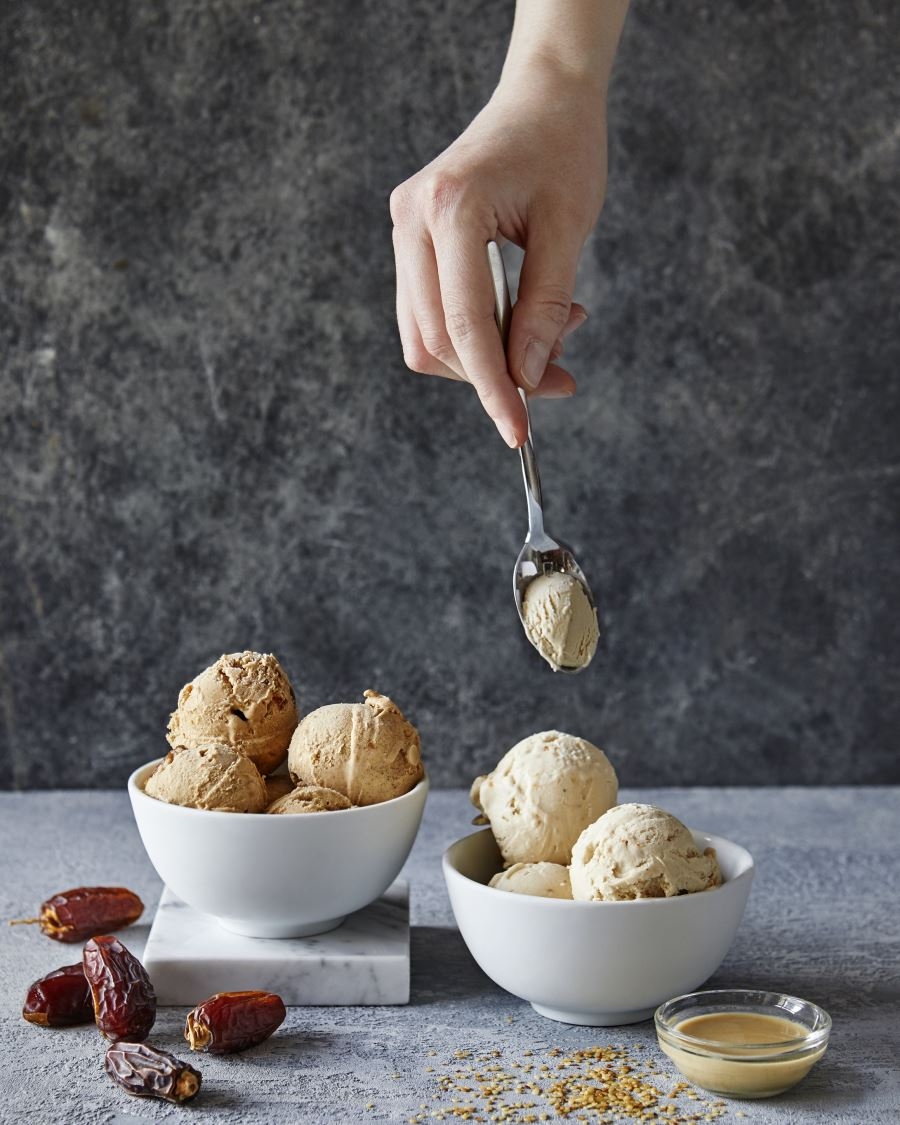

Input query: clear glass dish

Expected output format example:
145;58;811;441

654;988;831;1098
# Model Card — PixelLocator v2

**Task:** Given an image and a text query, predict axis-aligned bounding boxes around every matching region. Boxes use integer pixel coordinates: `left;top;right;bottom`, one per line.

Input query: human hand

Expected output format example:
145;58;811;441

390;62;609;448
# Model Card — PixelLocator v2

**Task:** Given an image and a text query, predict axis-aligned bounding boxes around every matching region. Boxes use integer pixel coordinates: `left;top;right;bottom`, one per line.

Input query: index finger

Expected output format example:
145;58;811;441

431;232;526;448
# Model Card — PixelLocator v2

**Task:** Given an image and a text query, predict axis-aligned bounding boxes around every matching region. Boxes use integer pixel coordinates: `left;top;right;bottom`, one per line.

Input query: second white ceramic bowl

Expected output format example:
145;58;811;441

443;828;754;1026
129;760;428;937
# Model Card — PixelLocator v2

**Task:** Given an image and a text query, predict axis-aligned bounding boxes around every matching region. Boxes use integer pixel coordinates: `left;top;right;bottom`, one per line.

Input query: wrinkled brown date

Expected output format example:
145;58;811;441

105;1041;201;1103
10;886;144;943
83;935;156;1041
22;964;94;1027
185;990;286;1054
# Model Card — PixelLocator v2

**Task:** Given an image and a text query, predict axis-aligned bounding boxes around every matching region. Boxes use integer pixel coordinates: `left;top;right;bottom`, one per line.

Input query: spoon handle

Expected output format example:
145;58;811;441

517;391;547;538
486;241;546;538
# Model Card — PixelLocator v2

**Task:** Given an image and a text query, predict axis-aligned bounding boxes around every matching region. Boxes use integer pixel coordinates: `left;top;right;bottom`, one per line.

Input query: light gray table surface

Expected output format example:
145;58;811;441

1;787;897;1125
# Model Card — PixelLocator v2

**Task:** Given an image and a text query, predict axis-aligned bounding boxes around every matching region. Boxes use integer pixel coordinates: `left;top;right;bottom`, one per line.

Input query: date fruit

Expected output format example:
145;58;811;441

185;990;286;1054
23;964;93;1027
105;1041;201;1103
10;886;144;943
83;934;156;1041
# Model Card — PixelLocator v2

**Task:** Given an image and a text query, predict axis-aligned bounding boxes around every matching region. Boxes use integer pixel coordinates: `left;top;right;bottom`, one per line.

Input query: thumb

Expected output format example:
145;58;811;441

509;225;583;392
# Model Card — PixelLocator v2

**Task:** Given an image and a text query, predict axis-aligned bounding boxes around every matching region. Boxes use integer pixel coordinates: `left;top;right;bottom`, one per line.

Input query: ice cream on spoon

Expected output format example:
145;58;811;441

521;570;599;672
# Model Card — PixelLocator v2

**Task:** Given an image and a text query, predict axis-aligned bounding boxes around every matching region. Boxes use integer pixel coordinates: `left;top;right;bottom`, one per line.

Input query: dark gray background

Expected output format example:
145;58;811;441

2;1;898;790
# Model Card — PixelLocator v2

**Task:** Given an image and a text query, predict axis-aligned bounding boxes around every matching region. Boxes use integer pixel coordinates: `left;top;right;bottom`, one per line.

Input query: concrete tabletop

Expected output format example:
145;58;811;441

1;787;897;1124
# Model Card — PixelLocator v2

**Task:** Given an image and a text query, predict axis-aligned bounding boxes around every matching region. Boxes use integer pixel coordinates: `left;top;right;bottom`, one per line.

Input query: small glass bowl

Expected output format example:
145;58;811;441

655;989;831;1099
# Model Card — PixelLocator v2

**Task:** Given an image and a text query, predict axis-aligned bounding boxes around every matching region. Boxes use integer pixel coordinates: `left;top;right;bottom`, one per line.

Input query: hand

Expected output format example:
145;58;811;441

390;63;608;448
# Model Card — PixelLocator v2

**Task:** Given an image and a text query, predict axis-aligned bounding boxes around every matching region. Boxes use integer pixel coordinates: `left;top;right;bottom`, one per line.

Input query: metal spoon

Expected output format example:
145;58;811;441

486;240;599;672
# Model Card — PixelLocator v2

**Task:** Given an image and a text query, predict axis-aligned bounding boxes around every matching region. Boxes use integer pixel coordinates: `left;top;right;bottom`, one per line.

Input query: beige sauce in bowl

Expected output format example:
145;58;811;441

660;1011;827;1098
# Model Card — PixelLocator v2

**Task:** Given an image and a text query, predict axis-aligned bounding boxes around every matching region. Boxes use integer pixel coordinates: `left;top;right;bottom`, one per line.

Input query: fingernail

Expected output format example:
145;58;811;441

537;388;575;400
560;310;588;340
522;341;550;389
497;419;519;449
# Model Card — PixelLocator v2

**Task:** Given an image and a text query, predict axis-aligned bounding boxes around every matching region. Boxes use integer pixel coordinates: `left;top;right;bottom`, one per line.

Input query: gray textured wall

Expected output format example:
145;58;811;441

2;1;898;790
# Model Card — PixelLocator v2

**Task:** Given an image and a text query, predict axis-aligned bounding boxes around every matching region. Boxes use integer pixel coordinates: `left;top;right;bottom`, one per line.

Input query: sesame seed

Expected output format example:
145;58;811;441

419;1041;720;1124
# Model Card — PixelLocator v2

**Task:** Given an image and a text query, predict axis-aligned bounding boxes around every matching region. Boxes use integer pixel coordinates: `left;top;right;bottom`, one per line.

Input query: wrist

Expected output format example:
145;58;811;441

500;0;628;97
498;49;608;106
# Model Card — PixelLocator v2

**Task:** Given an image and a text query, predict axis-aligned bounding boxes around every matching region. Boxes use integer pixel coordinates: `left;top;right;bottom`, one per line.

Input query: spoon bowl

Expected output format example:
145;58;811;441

513;540;596;633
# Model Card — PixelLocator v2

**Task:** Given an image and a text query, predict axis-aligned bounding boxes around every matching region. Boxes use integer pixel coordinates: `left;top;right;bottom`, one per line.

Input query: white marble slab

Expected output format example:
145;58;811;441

143;882;409;1006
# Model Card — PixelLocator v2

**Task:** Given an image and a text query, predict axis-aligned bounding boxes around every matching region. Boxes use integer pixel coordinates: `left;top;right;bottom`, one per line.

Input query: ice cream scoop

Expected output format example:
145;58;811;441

489;862;573;899
288;690;423;806
264;772;295;807
487;241;600;672
167;651;298;776
144;744;267;813
521;571;599;672
267;785;352;814
570;803;722;901
470;730;617;866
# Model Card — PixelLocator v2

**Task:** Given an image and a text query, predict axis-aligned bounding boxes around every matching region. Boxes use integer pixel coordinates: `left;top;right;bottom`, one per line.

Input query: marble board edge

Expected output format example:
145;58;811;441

143;881;410;1007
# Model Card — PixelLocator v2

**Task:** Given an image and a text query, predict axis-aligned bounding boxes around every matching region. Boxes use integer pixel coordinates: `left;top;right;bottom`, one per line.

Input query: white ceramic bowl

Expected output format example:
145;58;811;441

443;827;754;1026
129;760;428;938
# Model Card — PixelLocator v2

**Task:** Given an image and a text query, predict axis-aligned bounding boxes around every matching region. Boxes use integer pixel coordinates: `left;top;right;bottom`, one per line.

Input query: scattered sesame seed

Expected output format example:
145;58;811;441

419;1041;722;1123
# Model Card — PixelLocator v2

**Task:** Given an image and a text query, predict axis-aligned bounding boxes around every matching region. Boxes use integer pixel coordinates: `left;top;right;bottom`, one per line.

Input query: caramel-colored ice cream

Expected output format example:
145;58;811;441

570;803;722;901
489;862;573;899
288;690;423;806
521;572;599;671
144;744;267;813
470;730;617;866
264;773;296;806
167;651;298;776
267;785;353;814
